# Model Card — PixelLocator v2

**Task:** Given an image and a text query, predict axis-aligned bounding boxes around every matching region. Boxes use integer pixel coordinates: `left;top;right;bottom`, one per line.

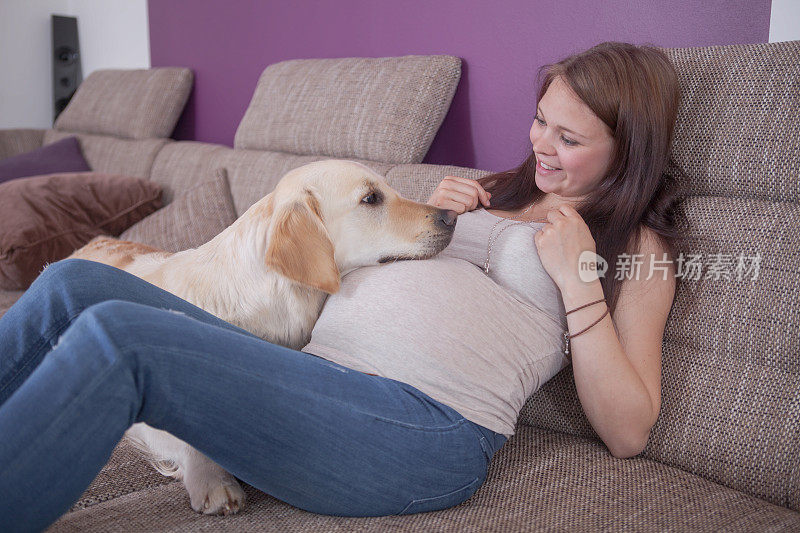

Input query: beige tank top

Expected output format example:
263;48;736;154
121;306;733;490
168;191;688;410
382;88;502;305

301;208;570;437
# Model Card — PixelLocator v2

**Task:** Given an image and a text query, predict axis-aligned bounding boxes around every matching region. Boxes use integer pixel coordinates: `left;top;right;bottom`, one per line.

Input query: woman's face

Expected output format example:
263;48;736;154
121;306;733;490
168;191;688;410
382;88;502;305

529;76;615;201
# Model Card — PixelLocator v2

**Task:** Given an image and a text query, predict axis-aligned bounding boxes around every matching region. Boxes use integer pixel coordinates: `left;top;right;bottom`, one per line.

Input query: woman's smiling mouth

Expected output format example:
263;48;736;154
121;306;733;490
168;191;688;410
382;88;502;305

536;159;561;173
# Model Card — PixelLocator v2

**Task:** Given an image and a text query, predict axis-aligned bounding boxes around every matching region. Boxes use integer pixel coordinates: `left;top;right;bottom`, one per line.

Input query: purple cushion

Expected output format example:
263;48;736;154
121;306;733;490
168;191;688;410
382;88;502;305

0;136;91;184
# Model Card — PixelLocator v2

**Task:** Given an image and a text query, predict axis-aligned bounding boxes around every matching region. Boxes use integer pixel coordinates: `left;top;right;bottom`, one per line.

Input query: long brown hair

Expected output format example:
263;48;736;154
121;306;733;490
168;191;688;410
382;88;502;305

479;41;687;316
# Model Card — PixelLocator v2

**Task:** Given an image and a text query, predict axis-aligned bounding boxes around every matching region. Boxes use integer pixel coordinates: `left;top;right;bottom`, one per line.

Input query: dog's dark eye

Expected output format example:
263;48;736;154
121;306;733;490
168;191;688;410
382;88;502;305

361;192;379;205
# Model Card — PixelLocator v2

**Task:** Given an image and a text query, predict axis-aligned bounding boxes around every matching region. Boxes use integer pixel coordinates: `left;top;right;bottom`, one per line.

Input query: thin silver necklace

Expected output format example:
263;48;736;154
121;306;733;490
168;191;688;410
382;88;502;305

483;203;550;274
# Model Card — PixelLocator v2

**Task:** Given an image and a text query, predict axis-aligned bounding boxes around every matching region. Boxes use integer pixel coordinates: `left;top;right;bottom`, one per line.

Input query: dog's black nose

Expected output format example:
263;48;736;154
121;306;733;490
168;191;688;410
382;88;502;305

436;209;457;227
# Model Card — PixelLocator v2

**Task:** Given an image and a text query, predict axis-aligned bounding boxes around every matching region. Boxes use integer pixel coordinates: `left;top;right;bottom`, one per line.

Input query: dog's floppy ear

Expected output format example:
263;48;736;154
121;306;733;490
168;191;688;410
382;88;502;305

265;190;340;294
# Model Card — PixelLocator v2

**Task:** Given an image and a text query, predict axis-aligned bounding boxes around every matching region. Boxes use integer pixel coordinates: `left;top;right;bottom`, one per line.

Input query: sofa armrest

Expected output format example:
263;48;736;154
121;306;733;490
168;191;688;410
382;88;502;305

0;129;46;160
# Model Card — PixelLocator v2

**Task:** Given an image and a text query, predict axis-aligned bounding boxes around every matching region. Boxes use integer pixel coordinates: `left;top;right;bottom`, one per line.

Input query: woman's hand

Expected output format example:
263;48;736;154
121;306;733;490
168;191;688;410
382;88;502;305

534;204;598;290
427;176;491;214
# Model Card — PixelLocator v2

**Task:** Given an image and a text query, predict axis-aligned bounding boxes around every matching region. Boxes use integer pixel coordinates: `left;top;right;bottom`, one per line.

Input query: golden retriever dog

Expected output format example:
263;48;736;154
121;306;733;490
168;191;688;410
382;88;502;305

68;159;457;515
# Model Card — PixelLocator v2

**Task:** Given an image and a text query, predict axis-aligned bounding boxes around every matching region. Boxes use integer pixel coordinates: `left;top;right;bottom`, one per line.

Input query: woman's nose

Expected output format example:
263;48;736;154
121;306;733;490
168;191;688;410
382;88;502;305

531;128;555;155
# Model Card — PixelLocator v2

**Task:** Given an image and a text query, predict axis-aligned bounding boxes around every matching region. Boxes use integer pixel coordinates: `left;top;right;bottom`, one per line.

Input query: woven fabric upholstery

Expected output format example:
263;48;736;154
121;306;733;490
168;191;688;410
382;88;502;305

657;41;800;202
0;129;45;160
520;196;800;510
645;196;800;509
67;439;173;512
384;163;491;203
213;149;394;216
120;168;237;252
54;68;193;140
43;130;167;179
233;55;461;164
49;426;800;532
149;142;231;205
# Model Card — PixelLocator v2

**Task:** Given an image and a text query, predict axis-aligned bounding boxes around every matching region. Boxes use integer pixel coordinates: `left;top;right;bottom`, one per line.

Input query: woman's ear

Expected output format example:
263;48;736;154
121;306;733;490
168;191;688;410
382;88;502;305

265;191;340;294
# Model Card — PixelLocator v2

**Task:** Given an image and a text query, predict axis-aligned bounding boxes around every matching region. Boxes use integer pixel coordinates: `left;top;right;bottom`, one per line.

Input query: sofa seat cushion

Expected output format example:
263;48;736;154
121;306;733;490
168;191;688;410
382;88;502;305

48;426;800;532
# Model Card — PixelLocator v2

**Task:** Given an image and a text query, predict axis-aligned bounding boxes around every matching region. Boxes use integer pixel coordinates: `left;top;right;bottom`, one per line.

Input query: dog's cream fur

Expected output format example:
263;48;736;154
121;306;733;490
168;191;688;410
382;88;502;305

68;159;456;515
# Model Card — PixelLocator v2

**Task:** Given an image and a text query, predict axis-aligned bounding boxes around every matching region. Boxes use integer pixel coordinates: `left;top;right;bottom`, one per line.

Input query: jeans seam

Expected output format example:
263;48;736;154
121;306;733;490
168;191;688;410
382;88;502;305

0;351;125;481
397;475;482;515
462;421;497;464
0;310;82;398
370;415;467;433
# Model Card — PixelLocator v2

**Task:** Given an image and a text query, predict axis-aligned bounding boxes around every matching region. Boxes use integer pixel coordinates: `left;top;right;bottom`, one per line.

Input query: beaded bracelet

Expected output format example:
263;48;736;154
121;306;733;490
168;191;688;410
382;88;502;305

563;298;608;359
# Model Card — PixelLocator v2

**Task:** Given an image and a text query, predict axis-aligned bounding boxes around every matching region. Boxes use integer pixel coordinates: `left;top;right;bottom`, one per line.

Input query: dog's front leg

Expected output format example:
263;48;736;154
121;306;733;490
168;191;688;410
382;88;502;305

124;422;246;515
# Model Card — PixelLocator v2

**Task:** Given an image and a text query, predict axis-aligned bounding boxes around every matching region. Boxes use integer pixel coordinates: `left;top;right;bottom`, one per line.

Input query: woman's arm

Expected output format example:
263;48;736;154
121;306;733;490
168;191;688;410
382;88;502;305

559;228;675;458
535;206;675;457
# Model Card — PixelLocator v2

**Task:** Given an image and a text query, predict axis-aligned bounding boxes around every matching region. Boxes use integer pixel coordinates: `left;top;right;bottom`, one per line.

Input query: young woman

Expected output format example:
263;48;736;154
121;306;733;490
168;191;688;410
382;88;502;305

0;41;683;530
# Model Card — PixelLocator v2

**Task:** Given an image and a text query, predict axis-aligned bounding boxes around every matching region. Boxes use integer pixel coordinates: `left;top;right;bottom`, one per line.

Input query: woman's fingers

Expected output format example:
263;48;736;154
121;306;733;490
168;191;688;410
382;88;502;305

428;176;492;213
434;197;470;214
429;190;473;213
441;176;491;208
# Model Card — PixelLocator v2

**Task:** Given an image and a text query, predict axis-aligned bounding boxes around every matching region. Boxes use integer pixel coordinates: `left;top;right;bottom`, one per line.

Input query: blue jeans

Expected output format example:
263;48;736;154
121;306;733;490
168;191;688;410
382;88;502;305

0;259;507;532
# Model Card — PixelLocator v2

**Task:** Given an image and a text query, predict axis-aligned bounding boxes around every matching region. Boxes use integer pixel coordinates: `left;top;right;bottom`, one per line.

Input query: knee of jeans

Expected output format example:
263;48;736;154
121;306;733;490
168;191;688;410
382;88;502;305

41;257;98;278
38;259;120;305
38;258;104;291
66;301;160;390
77;301;144;358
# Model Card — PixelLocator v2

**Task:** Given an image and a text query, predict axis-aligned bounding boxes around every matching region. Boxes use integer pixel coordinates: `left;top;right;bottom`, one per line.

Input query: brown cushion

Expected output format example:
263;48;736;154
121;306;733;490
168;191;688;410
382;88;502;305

0;172;162;290
120;168;237;252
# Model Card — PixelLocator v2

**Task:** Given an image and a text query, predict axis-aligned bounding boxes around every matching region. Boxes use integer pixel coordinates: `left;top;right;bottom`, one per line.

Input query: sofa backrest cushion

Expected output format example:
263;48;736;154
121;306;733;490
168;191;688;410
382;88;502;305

234;55;461;164
213;150;395;216
54;68;193;140
660;40;800;202
148;142;231;206
0;129;45;161
43;130;168;180
383;163;490;204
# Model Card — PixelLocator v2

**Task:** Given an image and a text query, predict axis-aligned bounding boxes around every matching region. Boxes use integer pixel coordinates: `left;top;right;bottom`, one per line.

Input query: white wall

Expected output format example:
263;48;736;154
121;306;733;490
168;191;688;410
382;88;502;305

769;0;800;43
0;0;150;130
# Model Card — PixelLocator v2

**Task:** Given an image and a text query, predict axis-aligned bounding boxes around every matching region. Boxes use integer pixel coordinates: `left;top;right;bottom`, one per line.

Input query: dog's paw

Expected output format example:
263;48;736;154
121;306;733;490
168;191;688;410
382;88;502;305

184;468;246;515
193;481;246;516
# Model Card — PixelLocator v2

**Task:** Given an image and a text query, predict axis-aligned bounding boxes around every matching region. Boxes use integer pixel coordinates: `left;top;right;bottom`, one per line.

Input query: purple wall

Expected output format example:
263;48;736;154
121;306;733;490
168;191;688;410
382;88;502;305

148;0;771;172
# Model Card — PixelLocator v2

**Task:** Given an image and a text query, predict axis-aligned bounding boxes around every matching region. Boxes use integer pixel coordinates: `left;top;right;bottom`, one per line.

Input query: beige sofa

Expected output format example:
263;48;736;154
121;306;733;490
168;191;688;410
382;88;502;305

1;41;798;531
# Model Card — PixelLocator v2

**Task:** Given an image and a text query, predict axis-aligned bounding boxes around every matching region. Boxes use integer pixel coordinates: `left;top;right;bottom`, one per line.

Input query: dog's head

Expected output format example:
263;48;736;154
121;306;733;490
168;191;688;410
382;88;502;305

250;160;456;294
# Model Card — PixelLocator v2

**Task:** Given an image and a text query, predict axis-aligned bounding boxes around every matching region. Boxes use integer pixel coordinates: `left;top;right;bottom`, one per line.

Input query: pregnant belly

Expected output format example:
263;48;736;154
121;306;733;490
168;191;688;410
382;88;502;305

305;256;566;389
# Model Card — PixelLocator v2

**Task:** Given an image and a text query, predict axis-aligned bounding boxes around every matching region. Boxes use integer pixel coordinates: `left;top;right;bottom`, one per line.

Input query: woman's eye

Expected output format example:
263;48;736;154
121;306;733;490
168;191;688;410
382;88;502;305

361;193;377;204
535;115;545;126
561;136;577;146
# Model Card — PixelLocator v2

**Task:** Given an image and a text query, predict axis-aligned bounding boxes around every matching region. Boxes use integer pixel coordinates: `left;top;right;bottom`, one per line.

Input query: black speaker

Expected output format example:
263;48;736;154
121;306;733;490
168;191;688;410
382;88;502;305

52;15;82;123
